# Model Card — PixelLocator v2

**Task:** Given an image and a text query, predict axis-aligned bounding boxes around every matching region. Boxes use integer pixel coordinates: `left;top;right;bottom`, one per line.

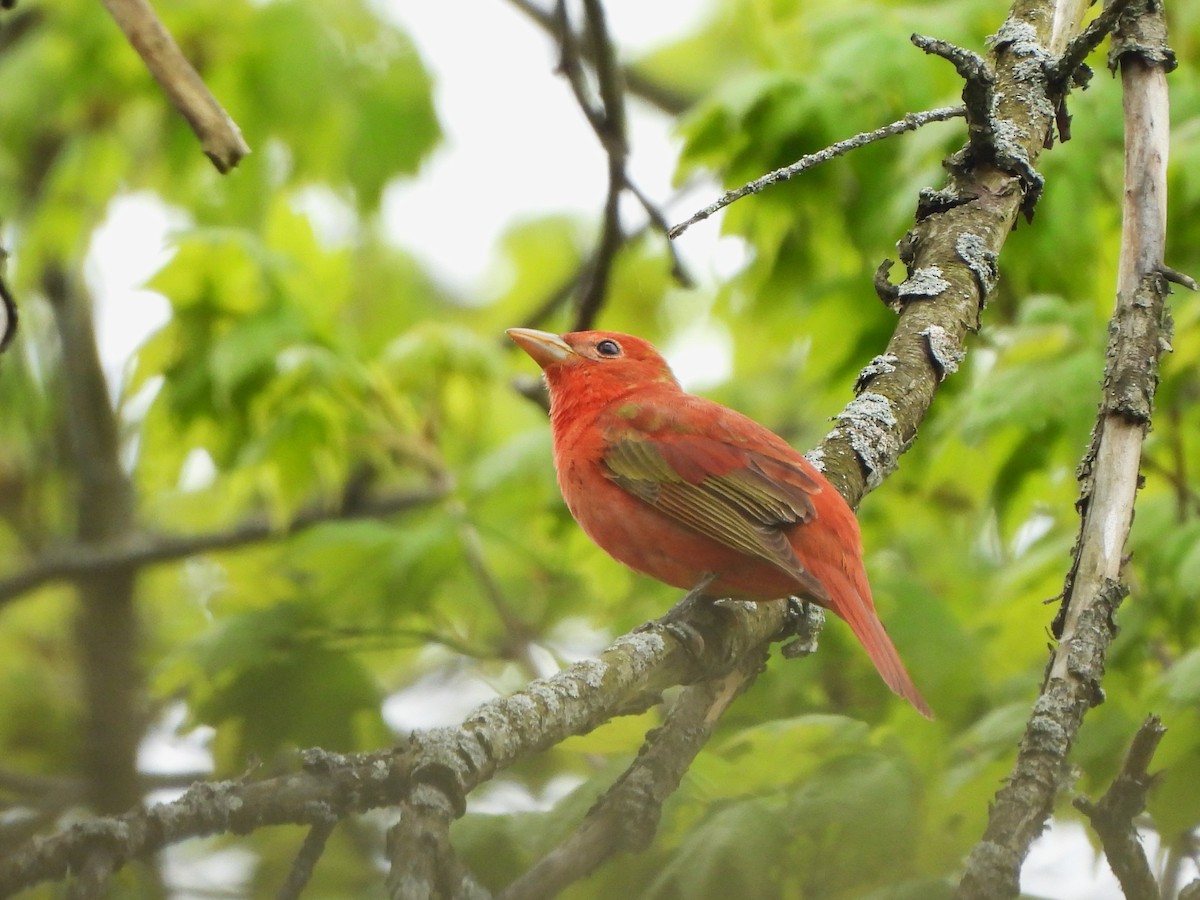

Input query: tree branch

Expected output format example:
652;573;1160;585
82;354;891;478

277;813;339;900
0;481;450;610
0;600;795;895
97;0;249;172
501;0;694;116
1073;716;1166;900
386;782;487;900
543;0;688;330
955;3;1175;896
668;105;966;239
453;505;541;677
0;257;17;354
500;602;824;900
44;265;144;816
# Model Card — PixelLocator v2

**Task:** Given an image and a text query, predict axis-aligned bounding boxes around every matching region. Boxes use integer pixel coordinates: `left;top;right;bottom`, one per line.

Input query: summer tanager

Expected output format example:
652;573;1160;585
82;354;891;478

507;327;932;718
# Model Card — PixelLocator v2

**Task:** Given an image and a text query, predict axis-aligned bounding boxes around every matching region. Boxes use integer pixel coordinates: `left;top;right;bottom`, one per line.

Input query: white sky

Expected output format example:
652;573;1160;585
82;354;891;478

87;0;740;394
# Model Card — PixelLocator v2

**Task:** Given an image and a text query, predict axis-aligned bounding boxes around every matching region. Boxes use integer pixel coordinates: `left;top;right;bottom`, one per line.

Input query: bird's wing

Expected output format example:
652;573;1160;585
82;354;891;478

602;430;831;602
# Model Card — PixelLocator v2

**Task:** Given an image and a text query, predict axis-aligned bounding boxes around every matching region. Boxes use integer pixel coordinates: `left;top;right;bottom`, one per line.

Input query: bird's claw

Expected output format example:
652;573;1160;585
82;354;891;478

636;574;717;658
781;597;824;659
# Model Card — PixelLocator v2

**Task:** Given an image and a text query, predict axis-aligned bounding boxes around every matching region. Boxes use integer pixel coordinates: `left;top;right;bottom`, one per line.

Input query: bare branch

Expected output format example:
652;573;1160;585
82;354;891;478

669;106;965;239
98;0;249;172
537;0;688;330
0;481;450;609
453;506;540;676
277;813;338;900
1160;263;1198;291
554;0;625;331
502;0;694;115
45;265;143;816
1074;716;1166;900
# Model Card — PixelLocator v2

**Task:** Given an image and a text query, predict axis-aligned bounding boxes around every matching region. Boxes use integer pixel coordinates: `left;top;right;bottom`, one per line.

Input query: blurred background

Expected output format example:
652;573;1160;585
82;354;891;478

1;0;1199;896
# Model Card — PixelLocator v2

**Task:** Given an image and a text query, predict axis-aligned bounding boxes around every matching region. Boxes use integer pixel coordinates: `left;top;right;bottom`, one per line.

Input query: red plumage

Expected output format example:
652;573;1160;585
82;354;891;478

508;327;931;719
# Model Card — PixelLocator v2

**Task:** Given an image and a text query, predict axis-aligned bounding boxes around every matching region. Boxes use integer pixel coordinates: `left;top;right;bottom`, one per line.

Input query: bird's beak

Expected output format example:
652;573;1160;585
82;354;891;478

506;328;576;369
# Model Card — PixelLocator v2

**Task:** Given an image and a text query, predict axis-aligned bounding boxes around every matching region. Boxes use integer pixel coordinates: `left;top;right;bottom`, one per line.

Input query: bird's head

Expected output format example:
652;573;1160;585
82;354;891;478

506;328;680;408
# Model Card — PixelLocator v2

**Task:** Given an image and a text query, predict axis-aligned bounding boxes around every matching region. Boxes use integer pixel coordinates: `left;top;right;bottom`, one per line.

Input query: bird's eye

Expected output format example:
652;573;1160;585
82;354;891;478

596;339;622;358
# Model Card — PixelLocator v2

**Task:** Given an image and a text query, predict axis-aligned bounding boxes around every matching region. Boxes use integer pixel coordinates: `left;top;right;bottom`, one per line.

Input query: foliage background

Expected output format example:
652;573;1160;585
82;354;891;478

1;0;1198;896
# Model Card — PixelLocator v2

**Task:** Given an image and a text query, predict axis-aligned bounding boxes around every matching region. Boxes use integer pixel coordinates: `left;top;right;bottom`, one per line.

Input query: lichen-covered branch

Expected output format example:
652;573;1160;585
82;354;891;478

499;603;822;900
955;3;1176;897
668;106;966;239
809;0;1095;505
0;600;792;896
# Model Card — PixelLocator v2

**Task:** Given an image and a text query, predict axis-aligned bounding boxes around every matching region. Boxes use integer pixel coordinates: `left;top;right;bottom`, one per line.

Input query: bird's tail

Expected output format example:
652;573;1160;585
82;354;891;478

805;542;933;719
832;580;933;719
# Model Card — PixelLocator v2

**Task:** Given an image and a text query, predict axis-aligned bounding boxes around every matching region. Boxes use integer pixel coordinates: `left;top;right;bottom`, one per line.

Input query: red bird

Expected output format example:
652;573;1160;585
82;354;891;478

507;328;931;719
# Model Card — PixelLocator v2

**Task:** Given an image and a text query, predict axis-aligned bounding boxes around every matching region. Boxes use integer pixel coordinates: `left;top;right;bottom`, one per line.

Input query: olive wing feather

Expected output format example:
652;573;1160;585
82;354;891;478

603;435;831;602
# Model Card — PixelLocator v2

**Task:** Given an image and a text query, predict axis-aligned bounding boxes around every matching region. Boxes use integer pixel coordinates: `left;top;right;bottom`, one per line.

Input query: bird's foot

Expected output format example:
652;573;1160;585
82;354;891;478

635;574;717;657
781;598;825;659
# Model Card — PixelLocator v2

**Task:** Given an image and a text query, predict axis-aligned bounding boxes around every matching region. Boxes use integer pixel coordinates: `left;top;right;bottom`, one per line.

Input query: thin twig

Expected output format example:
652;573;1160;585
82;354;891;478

0;260;17;353
502;0;694;115
0;481;450;609
573;153;625;331
1051;0;1139;87
98;0;249;172
277;814;338;900
453;506;541;677
545;0;687;329
669;106;965;239
554;0;626;331
513;207;692;332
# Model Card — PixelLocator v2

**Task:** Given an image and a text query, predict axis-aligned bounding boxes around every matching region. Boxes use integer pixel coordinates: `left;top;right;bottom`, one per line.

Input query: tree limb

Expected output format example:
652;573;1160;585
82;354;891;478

0;600;793;895
499;602;824;900
277;813;339;900
44;265;144;817
955;2;1176;896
